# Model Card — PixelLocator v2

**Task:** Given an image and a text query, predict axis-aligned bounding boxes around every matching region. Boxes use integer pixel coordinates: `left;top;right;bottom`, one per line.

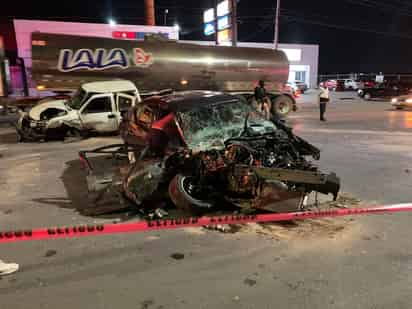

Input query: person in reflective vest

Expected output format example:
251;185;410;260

319;85;330;121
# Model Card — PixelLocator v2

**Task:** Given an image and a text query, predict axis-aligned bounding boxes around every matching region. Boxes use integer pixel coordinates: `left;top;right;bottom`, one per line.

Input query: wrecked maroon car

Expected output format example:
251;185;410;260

81;91;340;215
117;91;340;214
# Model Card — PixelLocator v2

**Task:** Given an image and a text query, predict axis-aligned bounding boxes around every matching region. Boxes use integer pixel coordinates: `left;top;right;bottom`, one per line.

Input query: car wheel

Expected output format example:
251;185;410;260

396;106;404;110
168;174;213;214
271;95;293;117
364;93;372;100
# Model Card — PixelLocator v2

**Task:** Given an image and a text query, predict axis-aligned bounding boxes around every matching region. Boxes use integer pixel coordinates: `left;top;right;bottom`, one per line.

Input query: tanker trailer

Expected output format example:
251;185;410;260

31;33;295;117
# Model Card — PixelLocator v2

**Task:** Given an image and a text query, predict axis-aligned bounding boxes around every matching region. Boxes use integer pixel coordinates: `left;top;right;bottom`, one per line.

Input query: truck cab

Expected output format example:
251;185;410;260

17;80;141;141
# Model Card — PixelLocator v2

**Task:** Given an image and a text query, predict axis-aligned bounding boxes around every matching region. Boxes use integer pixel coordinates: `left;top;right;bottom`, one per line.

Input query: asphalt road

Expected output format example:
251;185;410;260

0;92;412;309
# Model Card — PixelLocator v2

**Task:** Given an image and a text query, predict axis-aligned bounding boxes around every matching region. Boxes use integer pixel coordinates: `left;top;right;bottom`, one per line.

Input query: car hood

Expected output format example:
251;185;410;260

28;99;69;121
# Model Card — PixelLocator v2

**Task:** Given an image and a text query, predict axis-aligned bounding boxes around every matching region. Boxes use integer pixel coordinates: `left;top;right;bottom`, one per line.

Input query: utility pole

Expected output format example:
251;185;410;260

231;0;238;46
145;0;156;26
274;0;280;49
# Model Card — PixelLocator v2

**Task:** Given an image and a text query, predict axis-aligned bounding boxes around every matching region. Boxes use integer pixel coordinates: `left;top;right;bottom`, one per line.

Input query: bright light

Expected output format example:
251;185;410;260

108;18;116;27
217;29;231;44
391;98;398;103
204;22;215;36
217;0;230;17
204;8;215;23
217;15;230;30
173;23;180;31
406;98;412;103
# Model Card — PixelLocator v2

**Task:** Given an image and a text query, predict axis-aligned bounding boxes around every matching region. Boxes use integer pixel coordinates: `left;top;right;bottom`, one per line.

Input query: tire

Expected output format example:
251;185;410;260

271;95;294;117
396;106;404;110
168;174;213;213
364;93;372;100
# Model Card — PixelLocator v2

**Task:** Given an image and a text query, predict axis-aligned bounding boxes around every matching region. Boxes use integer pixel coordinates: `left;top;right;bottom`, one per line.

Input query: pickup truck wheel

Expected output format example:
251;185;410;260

364;93;372;100
168;174;213;214
271;95;293;117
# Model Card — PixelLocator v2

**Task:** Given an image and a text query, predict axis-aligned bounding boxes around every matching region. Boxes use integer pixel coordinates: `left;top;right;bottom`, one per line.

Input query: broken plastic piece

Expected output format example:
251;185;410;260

0;260;19;276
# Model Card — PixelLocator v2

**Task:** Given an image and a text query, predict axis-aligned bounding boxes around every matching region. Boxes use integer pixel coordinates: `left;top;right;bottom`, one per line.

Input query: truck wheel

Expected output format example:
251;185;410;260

271;95;294;117
364;93;371;100
168;174;213;214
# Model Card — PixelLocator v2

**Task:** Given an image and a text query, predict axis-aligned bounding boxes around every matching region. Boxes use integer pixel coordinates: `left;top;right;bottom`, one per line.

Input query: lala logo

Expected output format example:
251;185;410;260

57;48;154;72
134;48;153;67
58;48;129;72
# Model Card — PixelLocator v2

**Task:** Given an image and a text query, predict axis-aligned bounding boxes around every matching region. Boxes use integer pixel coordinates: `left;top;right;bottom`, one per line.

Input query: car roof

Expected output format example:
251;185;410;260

81;80;137;93
143;91;240;112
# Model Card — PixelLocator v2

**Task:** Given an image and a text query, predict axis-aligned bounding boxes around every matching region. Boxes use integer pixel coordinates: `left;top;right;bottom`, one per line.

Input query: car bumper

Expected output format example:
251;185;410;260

15;115;49;141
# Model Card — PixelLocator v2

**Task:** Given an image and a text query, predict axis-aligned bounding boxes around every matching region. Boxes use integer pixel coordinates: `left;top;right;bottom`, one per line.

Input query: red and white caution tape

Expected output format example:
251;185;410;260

1;204;411;244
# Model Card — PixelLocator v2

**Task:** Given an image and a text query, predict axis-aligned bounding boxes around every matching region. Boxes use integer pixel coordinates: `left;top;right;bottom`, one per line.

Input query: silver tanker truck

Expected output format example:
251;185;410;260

17;33;296;140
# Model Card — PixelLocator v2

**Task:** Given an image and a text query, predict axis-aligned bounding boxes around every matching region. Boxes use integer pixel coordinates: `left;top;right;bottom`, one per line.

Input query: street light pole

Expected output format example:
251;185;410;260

164;9;168;26
274;0;280;49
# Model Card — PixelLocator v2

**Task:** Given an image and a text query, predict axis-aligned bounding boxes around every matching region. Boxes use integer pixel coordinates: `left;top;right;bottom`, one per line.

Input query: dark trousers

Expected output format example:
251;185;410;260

319;102;327;120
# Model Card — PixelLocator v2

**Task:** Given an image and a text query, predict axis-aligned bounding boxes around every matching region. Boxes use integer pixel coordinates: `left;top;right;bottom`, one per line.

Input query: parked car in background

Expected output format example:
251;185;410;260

337;79;359;90
320;80;337;91
359;83;411;100
285;82;301;98
357;80;376;96
294;81;308;93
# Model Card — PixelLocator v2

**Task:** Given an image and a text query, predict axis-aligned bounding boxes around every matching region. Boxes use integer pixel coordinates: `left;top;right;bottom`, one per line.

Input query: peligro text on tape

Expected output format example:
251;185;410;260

1;203;411;244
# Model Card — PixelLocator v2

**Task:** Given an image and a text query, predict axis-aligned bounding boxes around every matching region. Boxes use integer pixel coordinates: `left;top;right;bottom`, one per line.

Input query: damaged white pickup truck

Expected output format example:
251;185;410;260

16;80;140;141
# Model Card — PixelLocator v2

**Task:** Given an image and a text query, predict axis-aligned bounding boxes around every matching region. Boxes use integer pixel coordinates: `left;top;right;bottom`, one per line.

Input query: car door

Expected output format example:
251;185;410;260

79;94;118;132
116;93;136;120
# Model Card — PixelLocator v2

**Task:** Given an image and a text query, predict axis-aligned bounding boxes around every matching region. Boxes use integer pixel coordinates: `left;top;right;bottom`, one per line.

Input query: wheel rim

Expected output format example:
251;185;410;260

178;176;213;209
277;102;290;115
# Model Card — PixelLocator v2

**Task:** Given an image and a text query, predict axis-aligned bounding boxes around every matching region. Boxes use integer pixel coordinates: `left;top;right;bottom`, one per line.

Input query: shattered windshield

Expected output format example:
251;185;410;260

66;88;88;109
177;98;277;151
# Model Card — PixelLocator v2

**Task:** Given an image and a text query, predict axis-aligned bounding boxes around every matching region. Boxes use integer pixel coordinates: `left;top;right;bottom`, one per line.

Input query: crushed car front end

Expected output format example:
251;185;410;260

15;98;79;141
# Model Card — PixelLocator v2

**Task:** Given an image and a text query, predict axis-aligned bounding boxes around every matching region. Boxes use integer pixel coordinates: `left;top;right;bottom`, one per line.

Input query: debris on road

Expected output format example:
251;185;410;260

0;260;19;276
199;193;361;239
44;250;57;258
244;278;257;286
170;253;185;260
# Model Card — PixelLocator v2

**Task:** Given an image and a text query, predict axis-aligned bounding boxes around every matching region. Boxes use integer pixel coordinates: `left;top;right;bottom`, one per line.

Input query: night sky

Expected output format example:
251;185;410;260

1;0;412;74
